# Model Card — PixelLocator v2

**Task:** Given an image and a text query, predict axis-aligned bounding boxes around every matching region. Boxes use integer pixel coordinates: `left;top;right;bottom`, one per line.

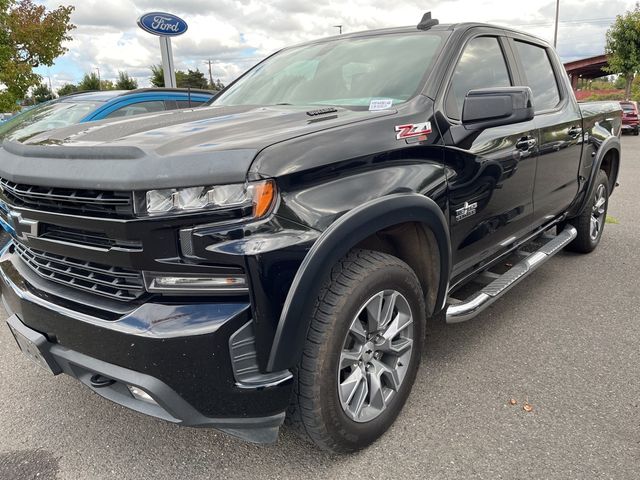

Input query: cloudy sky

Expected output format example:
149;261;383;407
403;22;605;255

36;0;637;91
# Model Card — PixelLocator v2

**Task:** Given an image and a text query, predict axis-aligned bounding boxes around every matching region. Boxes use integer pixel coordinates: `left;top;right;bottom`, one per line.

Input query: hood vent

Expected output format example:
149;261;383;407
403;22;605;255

306;107;339;116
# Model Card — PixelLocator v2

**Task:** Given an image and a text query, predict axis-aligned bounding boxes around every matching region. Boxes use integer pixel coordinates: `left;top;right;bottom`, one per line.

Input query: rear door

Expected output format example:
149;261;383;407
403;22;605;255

510;39;583;218
438;34;538;276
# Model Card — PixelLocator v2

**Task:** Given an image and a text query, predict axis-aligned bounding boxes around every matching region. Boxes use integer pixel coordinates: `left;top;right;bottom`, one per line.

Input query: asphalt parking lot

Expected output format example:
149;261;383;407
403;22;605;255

1;137;639;480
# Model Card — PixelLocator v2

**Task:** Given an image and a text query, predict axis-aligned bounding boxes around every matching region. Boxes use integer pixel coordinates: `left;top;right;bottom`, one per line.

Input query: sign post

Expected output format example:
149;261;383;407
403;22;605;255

137;12;188;88
158;36;176;88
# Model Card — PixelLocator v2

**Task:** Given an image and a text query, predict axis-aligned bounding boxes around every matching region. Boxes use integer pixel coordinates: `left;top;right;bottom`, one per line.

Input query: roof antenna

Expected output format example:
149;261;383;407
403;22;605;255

417;11;439;30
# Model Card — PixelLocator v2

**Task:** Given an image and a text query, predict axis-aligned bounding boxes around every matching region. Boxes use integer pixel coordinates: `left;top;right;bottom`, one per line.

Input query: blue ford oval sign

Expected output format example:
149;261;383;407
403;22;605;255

137;12;188;37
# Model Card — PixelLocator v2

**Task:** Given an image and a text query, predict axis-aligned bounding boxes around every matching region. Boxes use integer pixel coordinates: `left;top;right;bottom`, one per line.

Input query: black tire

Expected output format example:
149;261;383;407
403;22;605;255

287;249;426;453
634;128;639;136
565;169;609;253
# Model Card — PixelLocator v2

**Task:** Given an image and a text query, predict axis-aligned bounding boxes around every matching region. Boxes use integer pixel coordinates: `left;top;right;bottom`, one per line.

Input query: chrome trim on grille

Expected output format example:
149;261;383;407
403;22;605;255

14;242;145;302
0;178;133;217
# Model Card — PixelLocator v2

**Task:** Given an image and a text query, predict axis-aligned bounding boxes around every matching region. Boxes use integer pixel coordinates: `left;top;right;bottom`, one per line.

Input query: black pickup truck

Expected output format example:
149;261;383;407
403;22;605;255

0;14;621;453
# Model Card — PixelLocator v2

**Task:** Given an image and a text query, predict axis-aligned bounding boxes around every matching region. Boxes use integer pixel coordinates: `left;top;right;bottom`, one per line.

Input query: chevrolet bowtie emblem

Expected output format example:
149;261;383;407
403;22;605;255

8;211;39;241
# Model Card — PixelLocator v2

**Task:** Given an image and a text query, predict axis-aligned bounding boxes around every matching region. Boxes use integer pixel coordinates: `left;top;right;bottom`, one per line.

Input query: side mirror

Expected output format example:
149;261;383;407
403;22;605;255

462;87;534;130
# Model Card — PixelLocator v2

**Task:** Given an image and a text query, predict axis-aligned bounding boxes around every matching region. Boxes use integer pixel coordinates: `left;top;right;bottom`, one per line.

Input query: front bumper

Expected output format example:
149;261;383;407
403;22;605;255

0;243;293;443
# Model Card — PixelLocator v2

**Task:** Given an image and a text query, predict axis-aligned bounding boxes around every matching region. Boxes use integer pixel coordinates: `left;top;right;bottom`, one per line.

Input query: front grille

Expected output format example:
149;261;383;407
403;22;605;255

39;225;142;251
14;242;145;302
0;178;133;218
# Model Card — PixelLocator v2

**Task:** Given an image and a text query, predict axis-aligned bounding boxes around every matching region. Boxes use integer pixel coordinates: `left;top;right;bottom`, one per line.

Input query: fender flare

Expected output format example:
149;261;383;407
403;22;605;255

266;193;451;372
574;136;620;217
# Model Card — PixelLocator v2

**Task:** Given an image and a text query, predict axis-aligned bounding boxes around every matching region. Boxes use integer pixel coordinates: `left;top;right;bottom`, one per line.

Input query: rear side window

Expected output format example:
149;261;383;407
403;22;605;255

445;37;512;120
514;41;561;112
105;100;166;119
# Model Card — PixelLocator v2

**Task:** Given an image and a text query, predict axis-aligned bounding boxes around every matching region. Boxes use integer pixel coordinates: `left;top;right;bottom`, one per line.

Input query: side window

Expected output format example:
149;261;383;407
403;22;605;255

105;100;166;119
514;41;561;112
175;100;206;108
445;37;511;120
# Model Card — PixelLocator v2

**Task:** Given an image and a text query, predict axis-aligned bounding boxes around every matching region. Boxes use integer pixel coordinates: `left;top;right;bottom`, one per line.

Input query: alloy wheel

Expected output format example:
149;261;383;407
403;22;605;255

337;290;414;423
590;183;607;241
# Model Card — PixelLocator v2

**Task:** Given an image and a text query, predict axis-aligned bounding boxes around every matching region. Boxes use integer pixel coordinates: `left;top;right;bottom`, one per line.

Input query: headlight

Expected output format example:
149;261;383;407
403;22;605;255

143;179;276;217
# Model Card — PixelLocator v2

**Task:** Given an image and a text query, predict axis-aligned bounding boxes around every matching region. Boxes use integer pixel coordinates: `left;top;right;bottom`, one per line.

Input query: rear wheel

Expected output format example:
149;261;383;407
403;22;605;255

287;249;426;453
634;127;639;136
566;169;609;253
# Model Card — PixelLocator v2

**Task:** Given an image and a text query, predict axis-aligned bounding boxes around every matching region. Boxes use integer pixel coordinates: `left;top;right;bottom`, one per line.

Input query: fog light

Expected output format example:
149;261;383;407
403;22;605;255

143;272;248;293
127;385;156;404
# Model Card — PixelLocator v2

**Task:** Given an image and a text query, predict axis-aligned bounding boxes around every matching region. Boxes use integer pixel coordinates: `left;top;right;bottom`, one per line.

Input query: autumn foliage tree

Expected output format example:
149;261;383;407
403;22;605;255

0;0;75;111
606;4;640;100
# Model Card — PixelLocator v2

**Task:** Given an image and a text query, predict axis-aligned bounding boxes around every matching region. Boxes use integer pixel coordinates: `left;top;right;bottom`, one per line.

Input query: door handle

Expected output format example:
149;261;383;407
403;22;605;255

516;136;537;151
568;126;582;137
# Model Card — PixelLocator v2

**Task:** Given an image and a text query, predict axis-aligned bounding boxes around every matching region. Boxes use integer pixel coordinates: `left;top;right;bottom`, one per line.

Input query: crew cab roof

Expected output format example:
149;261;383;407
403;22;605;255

290;22;551;49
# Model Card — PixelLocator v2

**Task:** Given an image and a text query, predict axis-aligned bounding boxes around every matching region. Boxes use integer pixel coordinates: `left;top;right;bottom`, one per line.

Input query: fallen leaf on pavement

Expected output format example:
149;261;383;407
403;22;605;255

509;398;517;405
523;403;533;412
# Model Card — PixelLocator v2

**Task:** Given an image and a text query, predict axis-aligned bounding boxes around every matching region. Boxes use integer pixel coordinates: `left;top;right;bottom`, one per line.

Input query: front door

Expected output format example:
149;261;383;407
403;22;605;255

440;35;538;277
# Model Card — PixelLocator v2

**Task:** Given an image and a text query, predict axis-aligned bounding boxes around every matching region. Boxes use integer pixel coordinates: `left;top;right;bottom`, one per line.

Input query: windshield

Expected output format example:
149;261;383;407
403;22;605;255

0;100;102;142
215;32;446;108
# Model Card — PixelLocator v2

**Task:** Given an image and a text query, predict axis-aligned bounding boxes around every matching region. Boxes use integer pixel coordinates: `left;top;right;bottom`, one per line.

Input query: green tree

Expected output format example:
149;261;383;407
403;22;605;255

57;83;77;96
150;64;164;87
0;0;75;111
100;79;114;91
605;5;640;99
212;78;225;92
32;82;52;103
177;69;208;89
115;71;137;90
149;65;210;89
77;72;100;91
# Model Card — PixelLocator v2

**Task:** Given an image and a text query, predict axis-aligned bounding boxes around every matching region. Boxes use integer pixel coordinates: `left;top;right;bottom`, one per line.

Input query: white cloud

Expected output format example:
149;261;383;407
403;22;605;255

40;0;637;91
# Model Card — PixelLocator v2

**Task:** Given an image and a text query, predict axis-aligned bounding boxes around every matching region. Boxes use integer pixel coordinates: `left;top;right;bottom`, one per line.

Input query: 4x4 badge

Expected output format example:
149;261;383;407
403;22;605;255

455;202;477;221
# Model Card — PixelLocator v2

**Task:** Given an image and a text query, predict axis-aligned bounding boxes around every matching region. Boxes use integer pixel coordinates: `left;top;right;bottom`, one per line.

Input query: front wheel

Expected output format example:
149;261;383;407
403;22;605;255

287;249;426;453
566;169;609;253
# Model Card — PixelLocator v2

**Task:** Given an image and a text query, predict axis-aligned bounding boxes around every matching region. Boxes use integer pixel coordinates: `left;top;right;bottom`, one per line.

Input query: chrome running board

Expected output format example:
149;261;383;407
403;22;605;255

445;226;577;324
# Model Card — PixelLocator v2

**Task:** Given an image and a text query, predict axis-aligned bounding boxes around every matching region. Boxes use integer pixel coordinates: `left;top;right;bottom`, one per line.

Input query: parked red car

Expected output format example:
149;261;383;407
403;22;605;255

620;101;639;135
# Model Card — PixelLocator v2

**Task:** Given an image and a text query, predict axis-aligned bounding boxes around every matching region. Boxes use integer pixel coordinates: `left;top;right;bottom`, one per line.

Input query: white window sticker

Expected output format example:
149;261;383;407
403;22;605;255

369;99;394;111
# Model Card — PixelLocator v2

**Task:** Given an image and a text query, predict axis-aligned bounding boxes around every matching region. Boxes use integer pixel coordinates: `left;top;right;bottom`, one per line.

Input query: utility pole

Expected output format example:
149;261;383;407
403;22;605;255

553;0;560;48
333;25;342;34
205;59;214;87
95;67;101;90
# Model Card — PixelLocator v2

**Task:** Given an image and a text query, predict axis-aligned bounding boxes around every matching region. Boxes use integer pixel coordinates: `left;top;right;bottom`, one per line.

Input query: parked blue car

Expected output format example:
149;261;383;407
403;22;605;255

0;88;214;142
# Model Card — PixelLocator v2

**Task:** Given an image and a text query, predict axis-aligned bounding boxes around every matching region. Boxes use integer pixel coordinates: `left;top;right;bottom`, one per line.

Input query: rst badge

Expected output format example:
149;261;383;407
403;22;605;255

455;202;477;221
395;121;432;140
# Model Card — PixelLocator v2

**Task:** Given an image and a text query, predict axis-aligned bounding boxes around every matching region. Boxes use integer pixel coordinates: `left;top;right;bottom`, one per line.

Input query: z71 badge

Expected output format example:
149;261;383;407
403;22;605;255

455;202;477;221
394;121;432;140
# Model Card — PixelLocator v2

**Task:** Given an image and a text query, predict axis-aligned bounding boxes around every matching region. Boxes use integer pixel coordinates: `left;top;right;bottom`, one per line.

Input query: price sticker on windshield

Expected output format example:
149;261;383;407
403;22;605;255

369;99;394;111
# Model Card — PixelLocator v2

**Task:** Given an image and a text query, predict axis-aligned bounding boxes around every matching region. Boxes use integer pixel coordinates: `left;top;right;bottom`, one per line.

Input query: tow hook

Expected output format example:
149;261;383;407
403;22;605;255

90;374;115;388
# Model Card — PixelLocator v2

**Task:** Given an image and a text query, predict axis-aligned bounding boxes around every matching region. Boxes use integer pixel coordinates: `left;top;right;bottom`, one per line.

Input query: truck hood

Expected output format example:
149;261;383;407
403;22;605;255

0;105;395;190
